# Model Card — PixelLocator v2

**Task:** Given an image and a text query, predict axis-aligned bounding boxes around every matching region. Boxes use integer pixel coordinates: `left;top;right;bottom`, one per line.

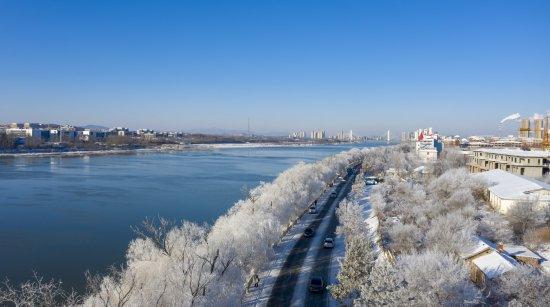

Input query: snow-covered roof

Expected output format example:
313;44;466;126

474;148;550;158
462;237;491;259
503;245;542;260
472;250;516;279
475;169;550;200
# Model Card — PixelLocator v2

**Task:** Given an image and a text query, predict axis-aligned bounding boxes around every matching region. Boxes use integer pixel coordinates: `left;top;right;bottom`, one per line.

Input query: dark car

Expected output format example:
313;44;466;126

304;227;314;237
329;192;337;198
309;276;324;293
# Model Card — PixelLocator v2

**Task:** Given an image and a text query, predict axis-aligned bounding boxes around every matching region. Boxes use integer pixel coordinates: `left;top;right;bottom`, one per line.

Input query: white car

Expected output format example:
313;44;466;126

323;237;334;248
309;206;317;214
366;179;376;185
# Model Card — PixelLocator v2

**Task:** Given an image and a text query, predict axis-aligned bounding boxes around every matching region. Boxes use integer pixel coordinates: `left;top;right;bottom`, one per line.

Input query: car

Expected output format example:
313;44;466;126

304;228;314;237
323;237;334;248
309;276;325;293
329;192;337;198
366;179;377;185
308;206;317;214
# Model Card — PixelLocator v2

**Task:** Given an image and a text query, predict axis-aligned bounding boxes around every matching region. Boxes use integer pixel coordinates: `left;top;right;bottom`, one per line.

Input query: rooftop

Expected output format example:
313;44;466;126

475;169;550;200
474;148;550;158
471;250;517;279
462;237;491;259
503;245;543;260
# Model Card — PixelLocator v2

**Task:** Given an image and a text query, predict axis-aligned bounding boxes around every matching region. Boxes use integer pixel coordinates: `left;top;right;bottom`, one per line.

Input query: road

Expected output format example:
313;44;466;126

266;166;359;306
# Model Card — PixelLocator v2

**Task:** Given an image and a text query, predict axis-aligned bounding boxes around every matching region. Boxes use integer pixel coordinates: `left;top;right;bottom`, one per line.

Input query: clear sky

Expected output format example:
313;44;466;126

0;0;548;136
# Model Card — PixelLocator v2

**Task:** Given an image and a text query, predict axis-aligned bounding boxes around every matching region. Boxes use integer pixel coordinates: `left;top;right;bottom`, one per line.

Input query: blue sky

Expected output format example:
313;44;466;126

0;0;548;136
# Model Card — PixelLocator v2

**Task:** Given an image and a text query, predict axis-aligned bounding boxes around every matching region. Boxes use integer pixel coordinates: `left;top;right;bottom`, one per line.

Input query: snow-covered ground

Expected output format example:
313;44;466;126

242;184;338;306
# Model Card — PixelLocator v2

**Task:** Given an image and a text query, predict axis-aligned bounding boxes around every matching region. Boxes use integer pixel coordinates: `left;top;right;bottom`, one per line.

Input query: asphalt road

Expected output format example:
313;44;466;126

267;166;359;306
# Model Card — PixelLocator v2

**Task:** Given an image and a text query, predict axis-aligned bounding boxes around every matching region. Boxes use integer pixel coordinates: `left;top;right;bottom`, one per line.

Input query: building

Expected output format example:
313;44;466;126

288;131;306;139
5;127;41;139
469;148;550;178
474;169;550;214
503;245;543;268
519;118;530;139
310;130;325;140
517;114;550;150
415;130;443;162
110;127;129;136
463;237;518;286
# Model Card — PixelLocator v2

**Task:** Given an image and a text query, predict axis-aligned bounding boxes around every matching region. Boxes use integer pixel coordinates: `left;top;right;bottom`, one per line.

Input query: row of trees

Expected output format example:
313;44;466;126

330;146;549;305
0;147;367;306
0;132;16;149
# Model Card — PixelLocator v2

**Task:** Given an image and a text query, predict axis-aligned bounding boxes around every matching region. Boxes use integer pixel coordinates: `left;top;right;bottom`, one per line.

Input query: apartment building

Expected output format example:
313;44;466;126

469;148;550;178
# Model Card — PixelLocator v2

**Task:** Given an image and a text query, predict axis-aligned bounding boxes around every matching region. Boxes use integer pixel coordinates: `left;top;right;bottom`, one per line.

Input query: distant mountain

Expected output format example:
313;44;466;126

81;124;109;131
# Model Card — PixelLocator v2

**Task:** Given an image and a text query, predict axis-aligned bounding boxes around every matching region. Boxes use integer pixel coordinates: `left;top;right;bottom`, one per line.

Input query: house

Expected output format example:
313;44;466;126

463;237;518;285
503;245;543;268
463;237;544;285
474;169;550;214
469;250;517;285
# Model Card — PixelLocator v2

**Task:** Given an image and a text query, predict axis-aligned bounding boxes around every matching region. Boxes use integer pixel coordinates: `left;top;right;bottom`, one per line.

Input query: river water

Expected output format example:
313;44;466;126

0;142;385;290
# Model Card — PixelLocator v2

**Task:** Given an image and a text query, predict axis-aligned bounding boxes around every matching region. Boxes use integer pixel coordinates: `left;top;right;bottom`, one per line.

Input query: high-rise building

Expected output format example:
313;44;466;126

519;118;531;139
533;119;544;140
544;116;550;150
310;130;325;140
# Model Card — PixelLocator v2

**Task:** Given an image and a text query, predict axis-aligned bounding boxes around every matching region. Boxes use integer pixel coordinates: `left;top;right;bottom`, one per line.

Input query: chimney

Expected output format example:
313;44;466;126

497;242;505;253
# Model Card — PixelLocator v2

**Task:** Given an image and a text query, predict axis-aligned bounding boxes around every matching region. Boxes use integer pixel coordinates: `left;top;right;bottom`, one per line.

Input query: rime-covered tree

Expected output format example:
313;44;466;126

506;198;544;237
358;260;404;306
493;266;550;306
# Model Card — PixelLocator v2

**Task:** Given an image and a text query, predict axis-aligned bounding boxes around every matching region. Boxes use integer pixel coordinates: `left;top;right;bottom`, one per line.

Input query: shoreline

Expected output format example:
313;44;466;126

0;142;359;158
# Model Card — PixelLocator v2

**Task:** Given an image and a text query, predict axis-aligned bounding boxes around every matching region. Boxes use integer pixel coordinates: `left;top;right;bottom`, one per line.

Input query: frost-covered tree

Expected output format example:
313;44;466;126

477;211;514;243
335;200;367;239
358;260;404;306
428;149;468;177
397;251;482;306
330;199;375;303
425;212;476;257
387;222;423;254
506;198;544;238
330;235;374;303
0;274;80;307
428;168;486;201
493;265;550;306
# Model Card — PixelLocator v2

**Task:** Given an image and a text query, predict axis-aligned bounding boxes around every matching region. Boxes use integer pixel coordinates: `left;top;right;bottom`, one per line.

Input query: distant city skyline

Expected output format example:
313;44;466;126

0;1;548;136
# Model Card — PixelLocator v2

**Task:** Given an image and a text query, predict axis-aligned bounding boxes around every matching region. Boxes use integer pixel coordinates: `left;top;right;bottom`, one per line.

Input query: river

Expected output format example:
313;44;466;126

0;142;385;291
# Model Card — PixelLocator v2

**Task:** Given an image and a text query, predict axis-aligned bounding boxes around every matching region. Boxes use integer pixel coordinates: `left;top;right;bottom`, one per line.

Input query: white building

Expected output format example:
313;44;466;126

310;130;325;140
475;169;550;214
415;130;442;162
5;127;41;139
